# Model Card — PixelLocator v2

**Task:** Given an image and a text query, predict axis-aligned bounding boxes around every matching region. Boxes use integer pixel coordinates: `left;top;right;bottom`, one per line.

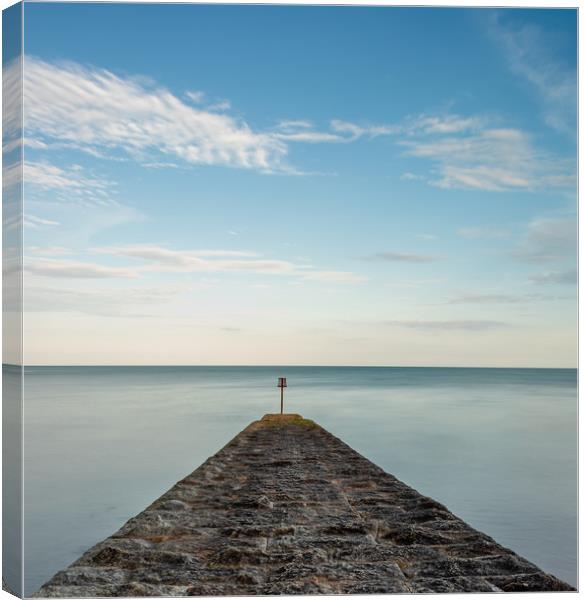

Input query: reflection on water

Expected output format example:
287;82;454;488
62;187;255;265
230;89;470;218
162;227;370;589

23;366;577;593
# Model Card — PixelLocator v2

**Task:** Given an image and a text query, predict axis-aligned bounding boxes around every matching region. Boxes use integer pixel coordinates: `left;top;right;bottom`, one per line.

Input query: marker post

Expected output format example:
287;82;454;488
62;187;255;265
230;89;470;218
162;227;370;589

277;377;287;414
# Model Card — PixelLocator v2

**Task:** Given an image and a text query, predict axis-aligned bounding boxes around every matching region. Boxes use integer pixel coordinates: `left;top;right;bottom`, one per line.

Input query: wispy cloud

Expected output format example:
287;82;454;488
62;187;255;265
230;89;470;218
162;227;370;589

444;292;563;305
401;172;425;182
26;244;365;284
364;251;441;263
208;100;231;112
488;13;576;135
447;293;525;305
93;245;296;274
272;117;402;144
330;112;574;192
94;246;260;265
184;90;206;104
2;58;21;150
402;128;574;192
185;90;231;112
329;114;483;142
24;284;188;317
513;217;576;263
386;319;510;331
23;161;115;206
26;246;72;255
385;277;446;289
4;211;60;231
272;120;345;143
20;56;574;190
25;258;139;279
5;212;60;232
24;214;60;229
404;114;486;135
3;160;21;189
457;226;511;239
302;270;366;284
98;244;365;283
511;216;576;287
529;269;577;286
329;119;397;140
23;56;289;173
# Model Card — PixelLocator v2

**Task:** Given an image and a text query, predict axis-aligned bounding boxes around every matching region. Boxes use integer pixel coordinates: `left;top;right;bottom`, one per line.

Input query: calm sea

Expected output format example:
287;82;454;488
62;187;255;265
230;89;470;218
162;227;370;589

20;366;577;593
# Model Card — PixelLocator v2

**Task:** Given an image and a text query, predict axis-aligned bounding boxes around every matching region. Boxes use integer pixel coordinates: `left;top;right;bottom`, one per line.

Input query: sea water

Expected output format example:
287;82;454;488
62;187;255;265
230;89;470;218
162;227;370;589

20;366;577;593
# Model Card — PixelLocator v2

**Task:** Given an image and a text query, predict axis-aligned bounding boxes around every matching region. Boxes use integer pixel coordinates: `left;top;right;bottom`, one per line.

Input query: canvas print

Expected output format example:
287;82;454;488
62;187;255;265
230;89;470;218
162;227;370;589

2;2;578;597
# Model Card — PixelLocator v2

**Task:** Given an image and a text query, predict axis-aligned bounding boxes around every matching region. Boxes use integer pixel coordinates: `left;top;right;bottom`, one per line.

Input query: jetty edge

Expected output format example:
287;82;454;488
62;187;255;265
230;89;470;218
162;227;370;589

35;414;574;596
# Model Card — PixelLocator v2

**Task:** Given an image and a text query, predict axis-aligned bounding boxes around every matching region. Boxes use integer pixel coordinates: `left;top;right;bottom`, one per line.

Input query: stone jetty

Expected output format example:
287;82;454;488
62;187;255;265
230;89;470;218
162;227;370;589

36;414;574;596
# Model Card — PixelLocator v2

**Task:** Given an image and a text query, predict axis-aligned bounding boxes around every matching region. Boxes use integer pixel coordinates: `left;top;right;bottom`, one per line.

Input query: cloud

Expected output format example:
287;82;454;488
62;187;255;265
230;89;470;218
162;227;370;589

272;118;400;144
185;90;206;103
405;114;486;135
401;172;425;182
24;138;49;150
23;56;289;173
403;128;574;192
457;226;511;239
77;244;365;284
141;161;181;169
93;245;289;273
185;91;230;112
447;293;524;305
3;160;22;189
23;161;115;205
529;269;577;286
20;56;574;190
24;214;60;229
274;130;344;143
444;292;560;305
513;217;576;263
385;277;446;289
24;284;187;317
25;258;139;279
276;120;313;130
26;246;71;255
2;58;22;150
272;120;345;143
364;251;440;263
512;218;576;287
488;13;576;135
387;319;510;331
274;114;483;148
326;113;574;192
302;270;366;284
329;114;483;142
4;211;21;232
208;100;231;112
94;245;259;263
329;119;397;140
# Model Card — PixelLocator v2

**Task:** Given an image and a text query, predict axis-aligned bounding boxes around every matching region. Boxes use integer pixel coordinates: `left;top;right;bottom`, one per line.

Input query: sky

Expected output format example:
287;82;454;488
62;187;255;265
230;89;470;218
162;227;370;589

10;4;578;366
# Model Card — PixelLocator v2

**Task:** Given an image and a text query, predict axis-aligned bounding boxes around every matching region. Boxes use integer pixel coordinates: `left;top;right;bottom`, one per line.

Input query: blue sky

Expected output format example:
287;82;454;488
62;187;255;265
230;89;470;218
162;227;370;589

16;4;577;366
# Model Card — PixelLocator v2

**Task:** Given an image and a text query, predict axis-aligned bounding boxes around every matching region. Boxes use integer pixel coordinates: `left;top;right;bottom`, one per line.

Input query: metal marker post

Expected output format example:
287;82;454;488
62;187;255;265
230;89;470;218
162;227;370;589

277;377;287;414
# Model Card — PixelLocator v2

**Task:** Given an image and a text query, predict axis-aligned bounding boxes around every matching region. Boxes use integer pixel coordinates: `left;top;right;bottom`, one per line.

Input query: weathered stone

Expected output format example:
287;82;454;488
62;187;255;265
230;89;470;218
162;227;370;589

34;414;574;596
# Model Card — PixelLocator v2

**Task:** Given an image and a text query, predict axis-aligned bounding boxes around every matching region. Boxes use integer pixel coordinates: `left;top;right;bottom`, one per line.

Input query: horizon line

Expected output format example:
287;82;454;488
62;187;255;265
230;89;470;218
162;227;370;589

3;363;577;370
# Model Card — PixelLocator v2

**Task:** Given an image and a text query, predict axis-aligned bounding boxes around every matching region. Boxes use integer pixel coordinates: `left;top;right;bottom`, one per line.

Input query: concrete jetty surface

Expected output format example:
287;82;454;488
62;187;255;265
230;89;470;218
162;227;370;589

36;414;574;596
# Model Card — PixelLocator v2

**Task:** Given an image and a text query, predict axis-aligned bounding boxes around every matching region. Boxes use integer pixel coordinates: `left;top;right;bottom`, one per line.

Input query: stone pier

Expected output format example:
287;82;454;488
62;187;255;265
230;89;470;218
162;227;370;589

36;414;574;596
